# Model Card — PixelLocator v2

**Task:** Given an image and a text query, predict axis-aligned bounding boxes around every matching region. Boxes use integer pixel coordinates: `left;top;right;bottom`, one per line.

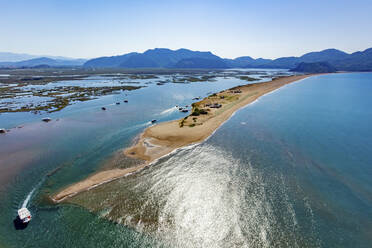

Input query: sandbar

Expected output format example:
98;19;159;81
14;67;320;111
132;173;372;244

52;74;314;202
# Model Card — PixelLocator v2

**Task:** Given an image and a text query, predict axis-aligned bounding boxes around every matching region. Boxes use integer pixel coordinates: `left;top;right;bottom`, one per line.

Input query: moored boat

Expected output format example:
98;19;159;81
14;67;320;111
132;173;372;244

42;117;52;122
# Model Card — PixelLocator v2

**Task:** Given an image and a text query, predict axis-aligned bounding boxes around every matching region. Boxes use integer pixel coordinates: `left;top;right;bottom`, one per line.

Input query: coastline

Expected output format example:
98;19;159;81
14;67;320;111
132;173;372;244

52;74;315;202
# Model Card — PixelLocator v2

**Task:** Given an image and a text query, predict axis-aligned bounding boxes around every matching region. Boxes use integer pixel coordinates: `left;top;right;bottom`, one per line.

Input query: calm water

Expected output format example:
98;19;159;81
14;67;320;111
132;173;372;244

0;72;371;247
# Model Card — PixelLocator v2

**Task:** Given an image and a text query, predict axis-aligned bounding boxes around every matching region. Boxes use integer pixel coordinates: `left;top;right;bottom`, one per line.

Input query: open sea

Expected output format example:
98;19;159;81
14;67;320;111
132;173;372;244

0;72;371;247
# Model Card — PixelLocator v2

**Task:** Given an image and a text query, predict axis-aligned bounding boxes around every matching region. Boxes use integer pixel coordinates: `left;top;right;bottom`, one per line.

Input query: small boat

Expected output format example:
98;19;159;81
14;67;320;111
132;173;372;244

17;208;31;223
124;100;128;103
101;107;106;110
42;117;52;122
116;102;120;105
151;119;157;123
181;109;189;113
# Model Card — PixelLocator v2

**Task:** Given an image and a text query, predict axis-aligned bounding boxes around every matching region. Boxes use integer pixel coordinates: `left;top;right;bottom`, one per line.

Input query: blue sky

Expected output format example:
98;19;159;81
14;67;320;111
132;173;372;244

1;0;372;59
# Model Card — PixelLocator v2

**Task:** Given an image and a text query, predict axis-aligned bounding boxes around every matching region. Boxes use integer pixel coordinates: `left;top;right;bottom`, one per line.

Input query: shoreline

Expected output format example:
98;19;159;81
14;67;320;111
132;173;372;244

52;74;316;202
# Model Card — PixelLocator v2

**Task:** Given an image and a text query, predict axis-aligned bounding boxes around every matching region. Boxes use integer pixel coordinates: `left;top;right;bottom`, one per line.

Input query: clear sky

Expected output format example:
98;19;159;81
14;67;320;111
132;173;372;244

1;0;372;59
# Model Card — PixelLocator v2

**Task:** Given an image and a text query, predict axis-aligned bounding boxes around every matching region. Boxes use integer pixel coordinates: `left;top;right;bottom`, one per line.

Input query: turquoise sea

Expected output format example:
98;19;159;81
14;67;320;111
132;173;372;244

0;72;371;247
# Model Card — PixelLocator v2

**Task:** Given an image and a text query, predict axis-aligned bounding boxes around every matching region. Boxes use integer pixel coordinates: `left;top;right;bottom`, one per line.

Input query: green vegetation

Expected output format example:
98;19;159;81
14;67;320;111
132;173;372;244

191;107;208;116
179;116;188;127
129;74;158;80
171;75;217;84
0;83;142;113
239;76;259;81
191;107;201;116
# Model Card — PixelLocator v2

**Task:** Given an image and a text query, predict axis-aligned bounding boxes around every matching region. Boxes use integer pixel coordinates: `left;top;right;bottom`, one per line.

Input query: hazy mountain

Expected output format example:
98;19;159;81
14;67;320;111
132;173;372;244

246;48;372;71
173;57;227;69
224;56;255;67
83;52;139;68
331;48;372;71
84;48;223;68
0;57;87;68
0;52;37;62
290;62;337;73
3;47;372;71
0;52;86;63
299;49;349;62
83;47;372;70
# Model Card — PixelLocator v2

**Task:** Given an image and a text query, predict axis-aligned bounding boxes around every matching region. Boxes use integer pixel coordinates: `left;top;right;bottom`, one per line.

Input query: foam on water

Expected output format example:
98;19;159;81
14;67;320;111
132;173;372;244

21;187;36;208
21;179;43;208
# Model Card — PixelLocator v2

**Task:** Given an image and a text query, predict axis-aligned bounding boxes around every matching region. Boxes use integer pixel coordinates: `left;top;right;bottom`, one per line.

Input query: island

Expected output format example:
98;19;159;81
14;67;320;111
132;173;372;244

52;74;314;202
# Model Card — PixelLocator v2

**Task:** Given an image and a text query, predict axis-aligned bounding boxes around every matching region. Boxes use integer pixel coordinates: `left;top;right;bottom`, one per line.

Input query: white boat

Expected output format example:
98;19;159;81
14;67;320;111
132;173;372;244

18;208;32;223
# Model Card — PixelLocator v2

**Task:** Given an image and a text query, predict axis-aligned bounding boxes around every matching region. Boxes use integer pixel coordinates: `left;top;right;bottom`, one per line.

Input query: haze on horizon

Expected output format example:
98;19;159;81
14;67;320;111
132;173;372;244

1;0;372;59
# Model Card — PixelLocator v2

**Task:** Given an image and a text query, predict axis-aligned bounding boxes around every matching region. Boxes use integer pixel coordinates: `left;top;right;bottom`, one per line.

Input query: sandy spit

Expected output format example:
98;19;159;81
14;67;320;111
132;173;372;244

52;74;315;202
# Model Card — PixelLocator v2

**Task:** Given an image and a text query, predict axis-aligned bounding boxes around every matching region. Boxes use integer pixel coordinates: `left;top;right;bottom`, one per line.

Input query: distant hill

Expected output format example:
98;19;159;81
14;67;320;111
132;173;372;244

224;56;255;68
84;48;223;68
247;48;372;71
2;47;372;71
83;52;139;68
173;57;227;68
0;52;37;62
331;48;372;71
299;49;349;62
0;52;86;63
290;62;337;73
83;47;372;71
0;57;87;68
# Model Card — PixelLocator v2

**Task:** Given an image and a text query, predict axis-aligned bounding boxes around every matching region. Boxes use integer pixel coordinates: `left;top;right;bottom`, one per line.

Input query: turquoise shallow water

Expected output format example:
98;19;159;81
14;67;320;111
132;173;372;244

0;72;371;247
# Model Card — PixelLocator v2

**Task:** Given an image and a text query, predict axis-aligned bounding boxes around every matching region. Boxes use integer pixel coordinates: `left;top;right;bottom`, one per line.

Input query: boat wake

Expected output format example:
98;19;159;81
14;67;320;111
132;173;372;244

159;106;178;115
21;188;35;209
21;180;44;209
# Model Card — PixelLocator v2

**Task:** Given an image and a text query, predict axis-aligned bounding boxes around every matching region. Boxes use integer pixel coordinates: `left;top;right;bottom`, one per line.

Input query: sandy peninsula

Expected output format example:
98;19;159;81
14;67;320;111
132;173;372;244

52;74;314;202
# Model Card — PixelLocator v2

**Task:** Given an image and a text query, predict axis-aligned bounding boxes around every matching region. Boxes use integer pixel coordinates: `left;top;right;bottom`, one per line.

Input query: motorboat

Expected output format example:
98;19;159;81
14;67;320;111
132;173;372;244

17;208;31;223
42;117;52;122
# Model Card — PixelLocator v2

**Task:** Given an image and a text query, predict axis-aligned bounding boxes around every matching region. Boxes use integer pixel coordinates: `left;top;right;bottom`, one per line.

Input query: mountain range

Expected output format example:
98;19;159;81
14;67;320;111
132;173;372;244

0;52;86;62
0;52;87;68
1;48;372;71
0;57;87;68
83;48;372;71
